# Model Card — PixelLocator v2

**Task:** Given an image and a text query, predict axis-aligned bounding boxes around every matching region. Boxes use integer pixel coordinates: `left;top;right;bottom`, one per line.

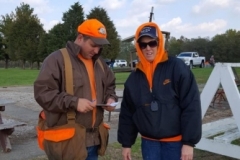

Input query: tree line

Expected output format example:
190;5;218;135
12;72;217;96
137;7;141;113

167;29;240;63
0;2;120;69
0;2;239;69
117;29;240;64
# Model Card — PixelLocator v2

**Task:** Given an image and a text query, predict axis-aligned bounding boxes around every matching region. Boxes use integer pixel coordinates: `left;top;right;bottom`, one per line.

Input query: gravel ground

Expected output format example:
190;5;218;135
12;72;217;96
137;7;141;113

0;85;121;132
0;86;41;112
0;85;237;160
0;86;121;160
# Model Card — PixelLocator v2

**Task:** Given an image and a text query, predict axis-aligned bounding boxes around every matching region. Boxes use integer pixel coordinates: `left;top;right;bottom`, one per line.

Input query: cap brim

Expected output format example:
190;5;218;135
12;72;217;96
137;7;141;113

137;34;157;42
90;37;110;45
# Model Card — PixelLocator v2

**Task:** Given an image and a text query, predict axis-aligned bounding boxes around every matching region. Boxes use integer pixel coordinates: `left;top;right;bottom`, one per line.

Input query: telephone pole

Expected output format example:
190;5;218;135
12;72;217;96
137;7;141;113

149;7;154;22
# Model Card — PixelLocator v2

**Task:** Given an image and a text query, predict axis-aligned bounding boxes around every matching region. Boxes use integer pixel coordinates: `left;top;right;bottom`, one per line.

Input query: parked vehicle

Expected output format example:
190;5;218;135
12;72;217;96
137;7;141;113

113;59;127;67
177;52;205;69
104;59;111;66
129;60;138;67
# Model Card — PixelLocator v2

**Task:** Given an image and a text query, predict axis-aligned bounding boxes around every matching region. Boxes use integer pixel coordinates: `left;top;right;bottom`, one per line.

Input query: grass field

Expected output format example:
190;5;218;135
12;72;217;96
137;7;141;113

1;67;240;87
0;67;217;87
0;68;39;87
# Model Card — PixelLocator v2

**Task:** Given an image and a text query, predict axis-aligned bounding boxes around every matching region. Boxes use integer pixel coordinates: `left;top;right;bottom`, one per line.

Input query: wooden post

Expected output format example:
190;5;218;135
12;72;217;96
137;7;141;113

0;108;12;152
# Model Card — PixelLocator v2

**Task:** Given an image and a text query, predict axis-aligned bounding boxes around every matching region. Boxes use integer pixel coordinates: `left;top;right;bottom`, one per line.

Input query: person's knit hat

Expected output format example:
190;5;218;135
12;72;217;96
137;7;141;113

137;26;158;42
78;19;110;45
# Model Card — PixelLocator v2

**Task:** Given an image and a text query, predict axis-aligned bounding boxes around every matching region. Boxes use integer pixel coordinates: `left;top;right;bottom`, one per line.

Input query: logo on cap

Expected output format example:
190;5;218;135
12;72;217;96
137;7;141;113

141;27;152;34
137;26;157;42
98;27;106;35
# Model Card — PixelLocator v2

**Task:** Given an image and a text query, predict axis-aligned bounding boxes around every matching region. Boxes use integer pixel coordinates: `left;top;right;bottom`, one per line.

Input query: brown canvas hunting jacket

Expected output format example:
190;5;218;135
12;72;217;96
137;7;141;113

34;41;118;146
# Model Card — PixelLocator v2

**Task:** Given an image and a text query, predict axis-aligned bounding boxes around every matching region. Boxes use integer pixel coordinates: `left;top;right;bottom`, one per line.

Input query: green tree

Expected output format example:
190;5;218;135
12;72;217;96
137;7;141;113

35;31;48;69
234;31;240;61
119;41;136;62
183;37;210;57
62;2;85;41
47;23;67;53
37;32;47;64
168;37;182;56
7;3;44;69
0;33;4;59
86;7;121;59
25;22;44;69
46;2;85;56
169;36;211;60
223;29;240;62
214;35;229;62
0;13;14;68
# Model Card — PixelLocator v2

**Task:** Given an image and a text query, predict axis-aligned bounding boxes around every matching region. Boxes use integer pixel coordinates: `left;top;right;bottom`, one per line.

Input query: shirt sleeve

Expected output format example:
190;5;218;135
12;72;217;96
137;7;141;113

117;85;138;147
34;51;78;113
176;61;202;146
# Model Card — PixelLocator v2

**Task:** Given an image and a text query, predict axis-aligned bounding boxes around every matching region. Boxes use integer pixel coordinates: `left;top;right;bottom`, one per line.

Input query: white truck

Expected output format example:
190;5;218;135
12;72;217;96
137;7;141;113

177;52;205;69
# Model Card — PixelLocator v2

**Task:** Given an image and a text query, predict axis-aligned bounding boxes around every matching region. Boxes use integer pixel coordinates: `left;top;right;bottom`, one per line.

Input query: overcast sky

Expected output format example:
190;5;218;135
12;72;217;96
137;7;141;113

0;0;239;40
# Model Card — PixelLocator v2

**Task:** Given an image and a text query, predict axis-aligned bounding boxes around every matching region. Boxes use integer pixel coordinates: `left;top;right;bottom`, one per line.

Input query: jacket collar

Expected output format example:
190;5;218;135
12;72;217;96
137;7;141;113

66;41;101;62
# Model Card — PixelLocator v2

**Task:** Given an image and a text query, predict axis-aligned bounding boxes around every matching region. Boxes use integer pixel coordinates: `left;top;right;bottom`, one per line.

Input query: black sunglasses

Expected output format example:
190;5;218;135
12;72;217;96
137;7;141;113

139;40;158;49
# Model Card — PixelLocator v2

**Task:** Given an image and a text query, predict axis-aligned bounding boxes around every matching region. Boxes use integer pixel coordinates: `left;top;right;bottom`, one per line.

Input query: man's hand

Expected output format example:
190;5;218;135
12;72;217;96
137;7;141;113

181;145;193;160
122;148;131;160
76;98;96;113
102;98;116;111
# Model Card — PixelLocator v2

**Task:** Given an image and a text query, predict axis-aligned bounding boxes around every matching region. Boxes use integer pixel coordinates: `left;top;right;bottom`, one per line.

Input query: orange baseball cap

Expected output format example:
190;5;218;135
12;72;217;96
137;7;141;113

78;19;110;45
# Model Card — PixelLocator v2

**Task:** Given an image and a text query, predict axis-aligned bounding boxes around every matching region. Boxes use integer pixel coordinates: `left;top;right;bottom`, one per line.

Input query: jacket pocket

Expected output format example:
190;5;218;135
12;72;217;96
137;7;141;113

133;103;162;139
159;103;181;137
43;123;87;160
36;126;44;150
133;101;181;139
98;122;110;156
44;128;75;142
37;111;88;160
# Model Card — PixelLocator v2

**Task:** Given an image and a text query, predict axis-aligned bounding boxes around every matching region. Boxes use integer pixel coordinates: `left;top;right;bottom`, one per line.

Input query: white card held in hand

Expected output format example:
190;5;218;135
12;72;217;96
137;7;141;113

109;102;119;107
97;102;119;107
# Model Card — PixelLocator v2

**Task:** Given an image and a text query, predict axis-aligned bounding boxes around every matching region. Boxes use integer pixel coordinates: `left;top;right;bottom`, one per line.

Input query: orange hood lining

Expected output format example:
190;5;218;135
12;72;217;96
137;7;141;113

134;22;168;89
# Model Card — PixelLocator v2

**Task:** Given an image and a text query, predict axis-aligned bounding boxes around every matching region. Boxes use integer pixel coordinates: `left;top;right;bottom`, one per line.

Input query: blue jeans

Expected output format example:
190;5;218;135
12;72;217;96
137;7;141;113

86;145;99;160
141;138;182;160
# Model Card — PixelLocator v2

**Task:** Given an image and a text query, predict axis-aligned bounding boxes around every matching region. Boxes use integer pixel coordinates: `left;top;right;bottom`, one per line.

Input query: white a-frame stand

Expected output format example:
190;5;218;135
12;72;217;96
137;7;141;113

196;63;240;159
